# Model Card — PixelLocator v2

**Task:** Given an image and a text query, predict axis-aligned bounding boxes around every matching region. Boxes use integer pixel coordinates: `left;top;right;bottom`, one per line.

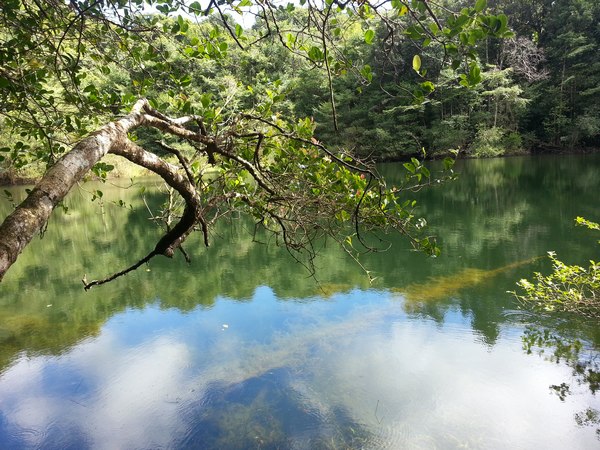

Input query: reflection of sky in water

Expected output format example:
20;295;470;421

0;288;598;449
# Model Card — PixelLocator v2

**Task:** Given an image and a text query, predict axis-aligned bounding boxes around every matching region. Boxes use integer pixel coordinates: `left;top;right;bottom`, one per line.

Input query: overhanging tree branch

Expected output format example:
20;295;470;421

0;0;504;287
0;99;211;283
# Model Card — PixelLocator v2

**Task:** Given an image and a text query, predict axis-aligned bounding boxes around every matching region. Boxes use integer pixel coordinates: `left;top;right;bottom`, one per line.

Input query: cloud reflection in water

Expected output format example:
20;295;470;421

0;288;598;449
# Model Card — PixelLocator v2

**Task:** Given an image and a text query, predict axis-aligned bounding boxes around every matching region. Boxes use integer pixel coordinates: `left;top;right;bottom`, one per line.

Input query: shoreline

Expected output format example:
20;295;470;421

2;146;599;187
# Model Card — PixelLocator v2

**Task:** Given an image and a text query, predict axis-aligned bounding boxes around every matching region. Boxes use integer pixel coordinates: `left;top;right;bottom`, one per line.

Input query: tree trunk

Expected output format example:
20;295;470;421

0;100;205;283
0;123;125;280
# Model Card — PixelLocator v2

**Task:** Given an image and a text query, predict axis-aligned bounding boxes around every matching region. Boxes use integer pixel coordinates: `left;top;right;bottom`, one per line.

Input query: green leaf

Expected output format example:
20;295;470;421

443;157;455;171
405;25;424;40
469;63;482;85
286;33;296;48
179;74;192;86
420;81;435;93
189;1;202;14
361;65;372;82
364;29;375;45
412;55;421;73
308;46;324;61
475;0;487;12
200;93;212;108
496;14;508;33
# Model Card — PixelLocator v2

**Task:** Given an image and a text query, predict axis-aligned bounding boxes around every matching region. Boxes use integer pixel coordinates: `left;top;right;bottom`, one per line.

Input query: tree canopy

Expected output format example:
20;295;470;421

0;0;521;285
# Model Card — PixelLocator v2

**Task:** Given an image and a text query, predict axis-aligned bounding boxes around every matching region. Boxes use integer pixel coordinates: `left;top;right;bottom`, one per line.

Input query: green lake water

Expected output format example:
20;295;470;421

0;154;599;449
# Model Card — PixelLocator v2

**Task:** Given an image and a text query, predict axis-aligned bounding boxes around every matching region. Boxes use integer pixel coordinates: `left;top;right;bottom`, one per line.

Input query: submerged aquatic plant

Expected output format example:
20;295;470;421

402;257;540;303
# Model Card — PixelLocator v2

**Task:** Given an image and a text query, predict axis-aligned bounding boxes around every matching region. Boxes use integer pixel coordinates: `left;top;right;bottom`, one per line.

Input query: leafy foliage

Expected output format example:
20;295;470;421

514;217;600;319
2;0;600;175
3;1;597;284
0;0;514;283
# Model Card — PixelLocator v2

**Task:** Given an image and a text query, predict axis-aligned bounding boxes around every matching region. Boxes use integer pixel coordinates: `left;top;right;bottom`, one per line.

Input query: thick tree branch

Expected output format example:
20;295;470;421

0;99;148;281
0;99;212;283
82;135;208;289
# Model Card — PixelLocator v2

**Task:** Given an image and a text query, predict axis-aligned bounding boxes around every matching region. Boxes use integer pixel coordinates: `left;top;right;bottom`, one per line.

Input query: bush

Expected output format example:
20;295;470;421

469;126;506;157
501;131;524;153
513;217;600;319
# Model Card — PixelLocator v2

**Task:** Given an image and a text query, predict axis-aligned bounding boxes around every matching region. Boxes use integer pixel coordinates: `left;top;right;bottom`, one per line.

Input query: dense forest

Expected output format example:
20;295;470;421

314;0;600;159
1;0;599;183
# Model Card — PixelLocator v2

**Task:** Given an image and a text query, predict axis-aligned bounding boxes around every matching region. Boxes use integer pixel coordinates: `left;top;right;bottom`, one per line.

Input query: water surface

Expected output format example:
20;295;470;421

1;155;599;448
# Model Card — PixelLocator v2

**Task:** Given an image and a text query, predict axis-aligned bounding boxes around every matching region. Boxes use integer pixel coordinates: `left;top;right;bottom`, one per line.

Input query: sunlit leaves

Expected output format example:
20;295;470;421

285;33;296;48
403;157;430;182
576;216;600;232
92;162;115;180
514;218;600;319
0;0;519;279
412;55;421;73
200;93;212;109
475;0;487;13
361;65;373;83
390;0;408;17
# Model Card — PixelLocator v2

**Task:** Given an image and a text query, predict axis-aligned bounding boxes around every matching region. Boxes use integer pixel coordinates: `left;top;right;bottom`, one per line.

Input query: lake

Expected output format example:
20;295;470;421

1;154;599;449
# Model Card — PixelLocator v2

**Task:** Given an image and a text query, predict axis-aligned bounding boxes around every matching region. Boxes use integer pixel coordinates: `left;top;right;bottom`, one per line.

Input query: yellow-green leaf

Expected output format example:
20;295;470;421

412;55;421;73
